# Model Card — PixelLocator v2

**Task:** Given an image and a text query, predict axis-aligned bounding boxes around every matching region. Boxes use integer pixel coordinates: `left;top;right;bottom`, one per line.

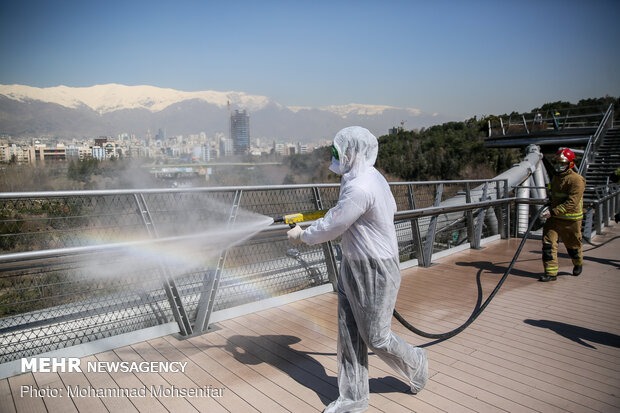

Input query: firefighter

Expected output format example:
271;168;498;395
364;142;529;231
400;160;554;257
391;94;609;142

539;148;586;281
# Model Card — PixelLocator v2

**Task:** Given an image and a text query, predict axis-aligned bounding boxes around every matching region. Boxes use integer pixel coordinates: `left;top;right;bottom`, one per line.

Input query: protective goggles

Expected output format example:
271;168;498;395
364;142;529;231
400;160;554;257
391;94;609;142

331;144;339;160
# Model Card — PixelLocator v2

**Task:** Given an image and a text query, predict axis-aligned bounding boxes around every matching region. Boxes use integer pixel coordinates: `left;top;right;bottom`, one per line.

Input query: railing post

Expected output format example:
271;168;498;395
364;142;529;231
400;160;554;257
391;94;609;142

604;186;611;227
465;183;475;246
595;188;604;235
407;184;426;267
194;189;243;334
495;180;506;239
504;180;510;239
133;193;193;336
583;207;594;241
472;182;489;249
522;115;529;134
422;183;443;267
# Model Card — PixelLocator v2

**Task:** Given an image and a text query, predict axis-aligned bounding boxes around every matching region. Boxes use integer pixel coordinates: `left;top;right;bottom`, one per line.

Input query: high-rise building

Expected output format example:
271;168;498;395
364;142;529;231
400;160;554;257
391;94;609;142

220;137;234;157
156;128;166;141
230;109;250;155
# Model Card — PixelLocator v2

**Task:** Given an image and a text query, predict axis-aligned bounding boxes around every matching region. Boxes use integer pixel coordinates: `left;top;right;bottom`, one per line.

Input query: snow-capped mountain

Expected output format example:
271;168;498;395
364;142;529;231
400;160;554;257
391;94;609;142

0;84;449;142
0;84;274;114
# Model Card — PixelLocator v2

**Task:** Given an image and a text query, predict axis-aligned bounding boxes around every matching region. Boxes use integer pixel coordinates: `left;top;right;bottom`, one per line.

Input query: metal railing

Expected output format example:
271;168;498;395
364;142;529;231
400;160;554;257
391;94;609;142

583;184;620;239
0;179;511;363
512;183;620;240
487;105;610;137
578;103;615;176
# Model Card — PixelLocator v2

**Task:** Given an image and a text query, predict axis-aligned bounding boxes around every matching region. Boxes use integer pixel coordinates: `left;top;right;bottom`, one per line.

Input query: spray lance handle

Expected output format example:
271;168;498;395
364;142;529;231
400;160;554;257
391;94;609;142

273;210;329;228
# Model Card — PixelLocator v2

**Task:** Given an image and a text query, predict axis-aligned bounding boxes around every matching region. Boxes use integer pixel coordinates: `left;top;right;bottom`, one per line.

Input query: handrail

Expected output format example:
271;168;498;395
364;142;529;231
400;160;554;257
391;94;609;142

393;197;514;220
487;105;609;137
578;103;614;176
4;189;614;271
585;183;620;203
0;179;507;199
0;196;516;269
0;184;338;199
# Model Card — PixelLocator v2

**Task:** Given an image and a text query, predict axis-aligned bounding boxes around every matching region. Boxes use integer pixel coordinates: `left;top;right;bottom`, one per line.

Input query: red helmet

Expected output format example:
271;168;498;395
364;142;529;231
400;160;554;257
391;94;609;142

554;148;575;169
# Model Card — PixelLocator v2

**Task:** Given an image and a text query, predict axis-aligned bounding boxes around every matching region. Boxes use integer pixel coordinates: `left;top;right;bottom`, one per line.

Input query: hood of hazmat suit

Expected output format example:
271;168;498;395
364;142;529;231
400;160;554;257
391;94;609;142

301;127;428;412
303;126;397;261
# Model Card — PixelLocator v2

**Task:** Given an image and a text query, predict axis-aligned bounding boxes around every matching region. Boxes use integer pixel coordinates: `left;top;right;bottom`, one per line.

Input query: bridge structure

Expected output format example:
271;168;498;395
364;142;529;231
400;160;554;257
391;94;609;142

0;104;619;412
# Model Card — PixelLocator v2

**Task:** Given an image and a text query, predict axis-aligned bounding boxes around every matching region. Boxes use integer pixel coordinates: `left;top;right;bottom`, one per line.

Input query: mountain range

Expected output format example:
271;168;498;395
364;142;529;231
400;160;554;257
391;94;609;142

0;84;452;143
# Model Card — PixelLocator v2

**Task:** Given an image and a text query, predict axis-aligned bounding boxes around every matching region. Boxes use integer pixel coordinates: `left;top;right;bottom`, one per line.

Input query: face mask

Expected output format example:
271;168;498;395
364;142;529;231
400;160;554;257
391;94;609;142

329;156;342;174
331;144;339;161
554;162;569;174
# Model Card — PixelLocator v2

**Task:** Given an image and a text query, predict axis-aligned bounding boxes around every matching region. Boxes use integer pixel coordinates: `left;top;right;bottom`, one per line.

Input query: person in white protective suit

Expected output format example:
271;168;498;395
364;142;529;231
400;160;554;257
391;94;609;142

287;126;428;413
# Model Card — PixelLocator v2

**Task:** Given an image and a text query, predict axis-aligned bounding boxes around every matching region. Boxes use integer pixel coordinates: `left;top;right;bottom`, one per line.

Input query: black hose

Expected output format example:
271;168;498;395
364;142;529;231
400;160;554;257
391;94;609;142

393;206;545;340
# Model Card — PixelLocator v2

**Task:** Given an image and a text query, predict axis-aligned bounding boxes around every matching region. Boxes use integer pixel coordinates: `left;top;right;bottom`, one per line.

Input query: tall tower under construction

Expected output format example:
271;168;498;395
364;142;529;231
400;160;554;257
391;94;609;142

230;109;250;155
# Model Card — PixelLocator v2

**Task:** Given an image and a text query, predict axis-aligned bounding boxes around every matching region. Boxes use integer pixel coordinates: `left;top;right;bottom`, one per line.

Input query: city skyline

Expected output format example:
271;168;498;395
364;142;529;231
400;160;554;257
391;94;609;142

0;0;619;122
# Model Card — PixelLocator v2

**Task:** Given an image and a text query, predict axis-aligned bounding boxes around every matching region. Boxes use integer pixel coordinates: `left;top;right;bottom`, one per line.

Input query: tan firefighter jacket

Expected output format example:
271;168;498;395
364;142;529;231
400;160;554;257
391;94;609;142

548;168;586;220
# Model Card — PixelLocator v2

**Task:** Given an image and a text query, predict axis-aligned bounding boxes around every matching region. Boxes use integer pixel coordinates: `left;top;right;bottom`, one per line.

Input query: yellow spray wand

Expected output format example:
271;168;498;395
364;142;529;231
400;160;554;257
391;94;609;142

274;210;328;227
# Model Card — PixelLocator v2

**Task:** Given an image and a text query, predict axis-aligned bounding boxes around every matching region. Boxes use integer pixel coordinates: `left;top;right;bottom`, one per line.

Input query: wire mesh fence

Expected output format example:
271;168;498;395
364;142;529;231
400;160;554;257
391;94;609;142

0;180;509;363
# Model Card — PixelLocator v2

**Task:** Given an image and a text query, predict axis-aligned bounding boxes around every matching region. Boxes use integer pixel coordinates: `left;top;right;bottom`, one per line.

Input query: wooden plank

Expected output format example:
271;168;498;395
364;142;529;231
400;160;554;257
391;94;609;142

56;361;108;413
112;345;198;412
148;335;275;413
216;319;338;408
0;378;17;413
78;355;138;413
32;371;77;413
93;350;168;413
454;357;599;413
475;344;620;405
465;351;617;412
208;326;331;410
128;340;232;413
431;372;532;413
162;334;317;412
7;373;47;413
234;310;442;413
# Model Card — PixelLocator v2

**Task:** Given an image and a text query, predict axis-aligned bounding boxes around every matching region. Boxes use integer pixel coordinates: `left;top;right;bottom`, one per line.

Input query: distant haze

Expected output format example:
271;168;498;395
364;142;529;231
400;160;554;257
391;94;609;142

0;84;451;142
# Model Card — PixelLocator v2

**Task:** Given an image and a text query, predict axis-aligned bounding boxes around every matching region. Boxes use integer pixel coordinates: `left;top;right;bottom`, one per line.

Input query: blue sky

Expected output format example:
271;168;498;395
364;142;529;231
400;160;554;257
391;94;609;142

1;0;619;120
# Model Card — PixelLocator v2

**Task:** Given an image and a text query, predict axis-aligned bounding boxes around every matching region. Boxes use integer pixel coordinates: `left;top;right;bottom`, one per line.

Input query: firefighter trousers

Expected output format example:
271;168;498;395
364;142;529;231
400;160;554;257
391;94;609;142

542;218;583;276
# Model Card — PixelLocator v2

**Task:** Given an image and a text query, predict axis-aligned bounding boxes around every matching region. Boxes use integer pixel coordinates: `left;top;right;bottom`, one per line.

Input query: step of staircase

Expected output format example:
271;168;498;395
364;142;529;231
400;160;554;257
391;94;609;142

583;126;620;193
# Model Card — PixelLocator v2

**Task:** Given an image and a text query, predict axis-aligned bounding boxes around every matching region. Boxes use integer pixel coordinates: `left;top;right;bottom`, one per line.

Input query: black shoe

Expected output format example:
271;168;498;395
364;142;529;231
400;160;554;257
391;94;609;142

573;265;582;276
539;275;557;282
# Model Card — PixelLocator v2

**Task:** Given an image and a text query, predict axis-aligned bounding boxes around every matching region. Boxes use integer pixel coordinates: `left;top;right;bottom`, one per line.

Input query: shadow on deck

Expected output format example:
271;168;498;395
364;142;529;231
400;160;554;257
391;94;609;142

3;224;620;413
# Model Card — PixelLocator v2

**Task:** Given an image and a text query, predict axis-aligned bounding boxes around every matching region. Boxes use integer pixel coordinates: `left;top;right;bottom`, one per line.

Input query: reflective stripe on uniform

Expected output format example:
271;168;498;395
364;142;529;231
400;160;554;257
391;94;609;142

553;212;583;220
553;198;583;220
544;265;558;274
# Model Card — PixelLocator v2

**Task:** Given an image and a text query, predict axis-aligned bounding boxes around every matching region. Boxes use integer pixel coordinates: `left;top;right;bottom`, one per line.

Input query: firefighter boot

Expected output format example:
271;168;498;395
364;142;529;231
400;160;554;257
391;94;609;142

567;248;583;276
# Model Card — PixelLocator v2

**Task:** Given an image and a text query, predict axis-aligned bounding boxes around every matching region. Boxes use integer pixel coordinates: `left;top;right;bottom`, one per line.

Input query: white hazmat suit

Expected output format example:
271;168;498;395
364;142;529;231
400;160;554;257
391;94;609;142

288;126;428;413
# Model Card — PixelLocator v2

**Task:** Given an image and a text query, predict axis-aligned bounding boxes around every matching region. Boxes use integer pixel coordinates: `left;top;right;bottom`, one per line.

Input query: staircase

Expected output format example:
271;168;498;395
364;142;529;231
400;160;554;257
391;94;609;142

583;127;620;201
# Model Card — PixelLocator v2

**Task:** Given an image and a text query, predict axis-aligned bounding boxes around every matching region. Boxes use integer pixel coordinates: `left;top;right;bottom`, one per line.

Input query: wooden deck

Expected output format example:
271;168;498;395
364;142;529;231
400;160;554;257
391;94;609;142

3;223;620;412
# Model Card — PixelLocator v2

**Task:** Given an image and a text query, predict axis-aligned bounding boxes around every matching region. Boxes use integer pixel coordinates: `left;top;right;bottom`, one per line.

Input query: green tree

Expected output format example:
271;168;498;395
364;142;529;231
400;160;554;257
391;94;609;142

376;117;520;181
